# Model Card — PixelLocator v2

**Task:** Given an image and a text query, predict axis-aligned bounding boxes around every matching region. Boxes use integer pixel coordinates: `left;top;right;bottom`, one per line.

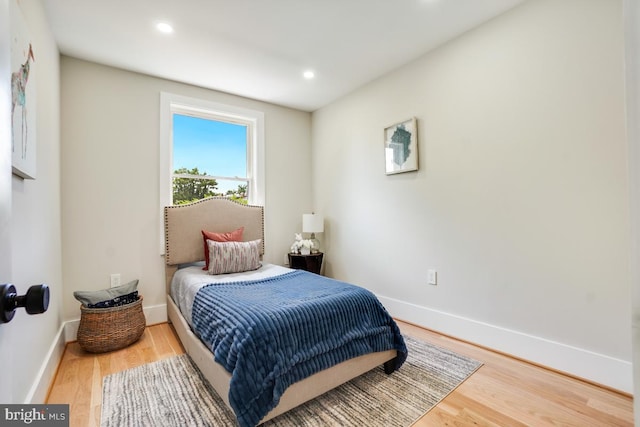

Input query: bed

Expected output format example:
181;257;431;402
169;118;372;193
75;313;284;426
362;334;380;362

164;197;407;426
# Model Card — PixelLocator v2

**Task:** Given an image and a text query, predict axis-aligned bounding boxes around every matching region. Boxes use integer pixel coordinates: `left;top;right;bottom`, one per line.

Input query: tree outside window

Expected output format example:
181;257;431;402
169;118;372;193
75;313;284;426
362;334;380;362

172;113;249;205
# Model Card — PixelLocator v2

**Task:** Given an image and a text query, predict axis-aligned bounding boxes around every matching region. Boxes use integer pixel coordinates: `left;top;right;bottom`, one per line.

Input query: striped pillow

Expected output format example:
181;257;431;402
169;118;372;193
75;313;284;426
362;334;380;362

207;239;262;275
201;227;244;271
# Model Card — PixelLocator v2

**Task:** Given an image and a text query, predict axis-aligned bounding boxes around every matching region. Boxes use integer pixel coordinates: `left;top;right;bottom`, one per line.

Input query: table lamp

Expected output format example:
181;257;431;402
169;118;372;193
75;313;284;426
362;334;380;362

303;213;324;253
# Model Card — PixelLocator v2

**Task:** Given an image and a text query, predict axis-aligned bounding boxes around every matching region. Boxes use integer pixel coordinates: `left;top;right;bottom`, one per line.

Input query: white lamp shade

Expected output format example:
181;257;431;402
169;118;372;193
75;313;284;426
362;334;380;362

302;214;324;233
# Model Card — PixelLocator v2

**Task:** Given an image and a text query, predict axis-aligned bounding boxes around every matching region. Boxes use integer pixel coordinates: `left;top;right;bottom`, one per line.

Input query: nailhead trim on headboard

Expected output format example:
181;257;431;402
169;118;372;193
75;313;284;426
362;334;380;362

164;197;265;267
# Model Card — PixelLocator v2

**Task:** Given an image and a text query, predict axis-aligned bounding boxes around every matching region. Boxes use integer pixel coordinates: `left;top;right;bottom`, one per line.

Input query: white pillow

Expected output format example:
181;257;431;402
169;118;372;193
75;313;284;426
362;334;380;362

207;239;262;275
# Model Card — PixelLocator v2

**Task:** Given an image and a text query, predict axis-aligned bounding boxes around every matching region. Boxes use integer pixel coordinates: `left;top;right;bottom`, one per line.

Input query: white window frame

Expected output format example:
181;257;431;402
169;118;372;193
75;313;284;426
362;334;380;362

159;92;265;252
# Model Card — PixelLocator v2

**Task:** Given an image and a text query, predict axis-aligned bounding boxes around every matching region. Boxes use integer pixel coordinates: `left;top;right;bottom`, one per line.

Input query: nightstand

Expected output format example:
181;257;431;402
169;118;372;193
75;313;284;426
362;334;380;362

288;252;323;275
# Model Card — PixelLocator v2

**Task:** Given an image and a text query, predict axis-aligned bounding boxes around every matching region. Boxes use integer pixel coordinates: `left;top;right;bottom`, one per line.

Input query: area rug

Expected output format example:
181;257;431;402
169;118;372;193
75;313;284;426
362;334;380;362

101;336;482;426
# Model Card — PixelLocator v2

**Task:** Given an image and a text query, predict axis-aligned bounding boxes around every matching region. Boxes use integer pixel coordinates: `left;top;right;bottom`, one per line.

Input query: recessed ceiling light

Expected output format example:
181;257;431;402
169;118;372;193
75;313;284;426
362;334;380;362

156;22;174;34
303;70;315;80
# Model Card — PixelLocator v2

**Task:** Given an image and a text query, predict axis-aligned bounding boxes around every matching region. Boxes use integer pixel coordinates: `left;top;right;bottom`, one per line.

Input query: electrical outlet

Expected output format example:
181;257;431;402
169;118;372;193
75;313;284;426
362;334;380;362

427;269;437;285
110;273;121;288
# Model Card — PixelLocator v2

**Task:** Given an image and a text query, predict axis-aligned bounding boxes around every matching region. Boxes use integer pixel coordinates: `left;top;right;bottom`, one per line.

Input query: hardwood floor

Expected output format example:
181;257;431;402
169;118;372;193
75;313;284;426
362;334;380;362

46;321;633;426
399;321;633;427
46;323;185;427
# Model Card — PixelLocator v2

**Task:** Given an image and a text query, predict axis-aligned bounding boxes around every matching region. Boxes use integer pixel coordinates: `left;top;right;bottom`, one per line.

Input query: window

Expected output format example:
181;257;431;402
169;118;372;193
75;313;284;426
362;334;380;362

172;113;249;204
159;93;265;251
160;92;264;208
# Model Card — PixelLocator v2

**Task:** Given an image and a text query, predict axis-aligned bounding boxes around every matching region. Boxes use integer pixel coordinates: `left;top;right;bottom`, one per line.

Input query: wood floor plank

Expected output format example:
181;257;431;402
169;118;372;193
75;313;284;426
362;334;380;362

46;321;633;427
419;391;528;427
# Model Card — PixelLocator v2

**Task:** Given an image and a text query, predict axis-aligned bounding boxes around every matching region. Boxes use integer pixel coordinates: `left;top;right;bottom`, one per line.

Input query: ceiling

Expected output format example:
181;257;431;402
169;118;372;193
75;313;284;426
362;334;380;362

42;0;526;112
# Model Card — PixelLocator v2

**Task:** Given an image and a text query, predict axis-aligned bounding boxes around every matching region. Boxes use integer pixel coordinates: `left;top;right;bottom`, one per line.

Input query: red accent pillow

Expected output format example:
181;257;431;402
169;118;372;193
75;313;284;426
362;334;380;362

201;227;244;270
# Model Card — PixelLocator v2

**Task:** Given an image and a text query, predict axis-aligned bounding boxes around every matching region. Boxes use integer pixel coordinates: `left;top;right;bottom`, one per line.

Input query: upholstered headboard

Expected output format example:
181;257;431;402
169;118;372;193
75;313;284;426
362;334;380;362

164;197;265;291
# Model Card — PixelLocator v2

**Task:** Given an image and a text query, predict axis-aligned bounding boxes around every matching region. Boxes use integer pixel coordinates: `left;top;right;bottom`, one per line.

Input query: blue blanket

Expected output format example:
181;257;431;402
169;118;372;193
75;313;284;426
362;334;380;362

191;270;407;427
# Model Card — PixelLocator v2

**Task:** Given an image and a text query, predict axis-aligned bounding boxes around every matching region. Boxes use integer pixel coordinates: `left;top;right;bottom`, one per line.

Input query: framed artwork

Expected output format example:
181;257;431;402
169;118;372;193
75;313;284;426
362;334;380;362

10;2;36;180
384;117;417;175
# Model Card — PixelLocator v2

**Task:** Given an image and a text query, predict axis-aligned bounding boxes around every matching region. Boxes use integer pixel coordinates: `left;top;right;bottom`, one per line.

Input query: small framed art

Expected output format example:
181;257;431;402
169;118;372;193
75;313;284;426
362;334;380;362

384;117;418;175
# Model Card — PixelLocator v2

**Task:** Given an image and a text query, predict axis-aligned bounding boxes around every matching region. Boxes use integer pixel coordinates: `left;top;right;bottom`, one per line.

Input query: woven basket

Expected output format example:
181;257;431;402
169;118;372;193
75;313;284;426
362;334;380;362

77;296;146;353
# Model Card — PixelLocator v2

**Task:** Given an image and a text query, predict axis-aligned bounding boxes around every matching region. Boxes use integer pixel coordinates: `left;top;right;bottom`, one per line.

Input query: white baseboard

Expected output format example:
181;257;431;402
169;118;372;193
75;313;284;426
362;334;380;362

377;295;633;394
141;303;168;325
32;298;631;404
25;323;66;404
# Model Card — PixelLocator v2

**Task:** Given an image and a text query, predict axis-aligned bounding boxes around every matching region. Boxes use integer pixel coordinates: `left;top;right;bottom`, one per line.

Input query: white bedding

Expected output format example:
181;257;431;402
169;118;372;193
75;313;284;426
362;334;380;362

170;263;293;326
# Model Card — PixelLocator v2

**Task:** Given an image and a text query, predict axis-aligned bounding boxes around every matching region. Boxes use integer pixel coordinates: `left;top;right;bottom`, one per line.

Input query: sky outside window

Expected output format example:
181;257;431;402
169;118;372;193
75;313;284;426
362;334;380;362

172;114;247;194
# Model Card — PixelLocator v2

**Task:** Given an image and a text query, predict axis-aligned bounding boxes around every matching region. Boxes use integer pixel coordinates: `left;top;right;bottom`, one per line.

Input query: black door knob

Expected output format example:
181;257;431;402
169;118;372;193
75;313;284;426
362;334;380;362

0;284;50;324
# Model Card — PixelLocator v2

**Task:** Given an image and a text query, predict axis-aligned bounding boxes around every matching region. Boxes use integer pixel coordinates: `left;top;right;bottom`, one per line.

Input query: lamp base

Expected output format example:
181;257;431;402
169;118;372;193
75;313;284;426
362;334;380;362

310;233;320;253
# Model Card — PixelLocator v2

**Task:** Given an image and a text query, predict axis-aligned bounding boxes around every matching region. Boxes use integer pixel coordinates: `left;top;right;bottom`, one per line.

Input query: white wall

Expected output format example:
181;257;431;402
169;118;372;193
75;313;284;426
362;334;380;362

312;0;631;391
60;58;312;322
623;0;640;420
9;0;64;403
0;0;14;404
